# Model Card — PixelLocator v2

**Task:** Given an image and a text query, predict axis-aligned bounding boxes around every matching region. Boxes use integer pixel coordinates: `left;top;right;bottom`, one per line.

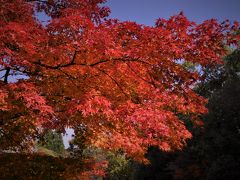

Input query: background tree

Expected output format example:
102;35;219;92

37;130;65;156
133;49;240;180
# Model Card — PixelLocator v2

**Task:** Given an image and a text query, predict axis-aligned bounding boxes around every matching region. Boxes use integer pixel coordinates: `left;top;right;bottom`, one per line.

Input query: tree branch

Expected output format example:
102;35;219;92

95;67;129;98
26;0;48;3
126;63;156;87
33;50;78;70
33;51;152;71
3;67;10;84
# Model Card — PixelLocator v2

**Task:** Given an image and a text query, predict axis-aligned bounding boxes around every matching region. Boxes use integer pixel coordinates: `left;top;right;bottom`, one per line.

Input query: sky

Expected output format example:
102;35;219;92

105;0;240;26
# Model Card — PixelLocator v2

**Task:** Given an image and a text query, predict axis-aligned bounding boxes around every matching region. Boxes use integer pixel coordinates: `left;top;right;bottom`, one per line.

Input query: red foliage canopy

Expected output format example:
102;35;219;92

0;0;239;161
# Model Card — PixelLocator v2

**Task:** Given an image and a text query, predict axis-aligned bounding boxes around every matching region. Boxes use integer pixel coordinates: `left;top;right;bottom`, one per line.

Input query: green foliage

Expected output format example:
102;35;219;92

38;130;65;156
182;61;197;72
81;147;134;179
36;146;59;157
106;152;134;180
225;49;240;77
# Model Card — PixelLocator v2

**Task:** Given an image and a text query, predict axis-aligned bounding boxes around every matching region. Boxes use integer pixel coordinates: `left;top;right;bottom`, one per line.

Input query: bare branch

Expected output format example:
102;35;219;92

3;67;10;84
33;51;78;69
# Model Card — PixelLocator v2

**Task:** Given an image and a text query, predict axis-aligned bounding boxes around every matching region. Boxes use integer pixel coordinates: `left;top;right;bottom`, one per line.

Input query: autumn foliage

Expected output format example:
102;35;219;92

0;0;239;163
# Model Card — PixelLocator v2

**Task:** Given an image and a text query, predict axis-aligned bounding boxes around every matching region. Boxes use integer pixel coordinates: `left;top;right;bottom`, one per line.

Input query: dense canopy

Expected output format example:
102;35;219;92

0;0;239;162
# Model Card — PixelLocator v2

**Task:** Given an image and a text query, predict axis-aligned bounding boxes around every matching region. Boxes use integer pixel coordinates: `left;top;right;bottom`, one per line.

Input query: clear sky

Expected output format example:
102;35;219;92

105;0;240;26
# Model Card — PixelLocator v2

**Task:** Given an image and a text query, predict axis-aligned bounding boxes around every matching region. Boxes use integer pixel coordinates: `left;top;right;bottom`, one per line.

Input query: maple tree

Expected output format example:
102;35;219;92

0;0;239;163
